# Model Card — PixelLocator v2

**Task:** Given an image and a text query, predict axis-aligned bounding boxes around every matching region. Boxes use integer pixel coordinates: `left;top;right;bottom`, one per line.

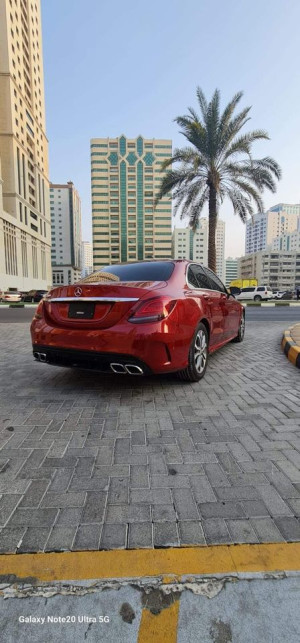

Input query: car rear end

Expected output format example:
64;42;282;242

30;263;185;375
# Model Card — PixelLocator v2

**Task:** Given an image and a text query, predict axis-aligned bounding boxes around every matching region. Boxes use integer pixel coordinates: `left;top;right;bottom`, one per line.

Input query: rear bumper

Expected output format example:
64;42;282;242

32;345;152;375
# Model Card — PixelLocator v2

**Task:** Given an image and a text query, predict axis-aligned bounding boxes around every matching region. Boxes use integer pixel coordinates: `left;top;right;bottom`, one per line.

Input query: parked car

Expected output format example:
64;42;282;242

273;290;294;300
23;290;48;303
4;291;22;302
0;289;3;302
235;286;273;301
31;260;245;382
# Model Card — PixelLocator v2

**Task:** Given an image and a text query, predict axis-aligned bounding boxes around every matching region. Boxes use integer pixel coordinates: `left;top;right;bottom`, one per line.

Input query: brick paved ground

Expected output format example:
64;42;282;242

0;321;299;553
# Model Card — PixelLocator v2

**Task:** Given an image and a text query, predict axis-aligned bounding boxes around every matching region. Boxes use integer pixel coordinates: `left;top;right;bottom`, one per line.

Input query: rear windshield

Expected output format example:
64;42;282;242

100;262;175;282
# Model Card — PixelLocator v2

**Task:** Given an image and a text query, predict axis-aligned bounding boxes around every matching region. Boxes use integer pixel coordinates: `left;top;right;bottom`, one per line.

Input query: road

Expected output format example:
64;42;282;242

1;305;300;323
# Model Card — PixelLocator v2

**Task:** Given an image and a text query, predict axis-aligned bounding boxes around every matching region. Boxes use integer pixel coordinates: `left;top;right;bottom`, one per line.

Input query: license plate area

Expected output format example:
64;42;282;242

68;302;95;319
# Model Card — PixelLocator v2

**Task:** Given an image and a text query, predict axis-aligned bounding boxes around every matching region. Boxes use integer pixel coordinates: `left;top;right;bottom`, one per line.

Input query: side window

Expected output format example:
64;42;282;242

187;266;199;288
204;268;226;293
257;287;265;291
194;265;213;289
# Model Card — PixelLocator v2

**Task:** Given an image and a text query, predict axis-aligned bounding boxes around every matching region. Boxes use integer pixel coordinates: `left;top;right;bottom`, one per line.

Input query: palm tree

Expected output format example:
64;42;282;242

156;88;281;273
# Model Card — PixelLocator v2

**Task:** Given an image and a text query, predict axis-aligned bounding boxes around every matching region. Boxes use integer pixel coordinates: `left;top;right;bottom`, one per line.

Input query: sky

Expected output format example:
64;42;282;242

41;0;300;258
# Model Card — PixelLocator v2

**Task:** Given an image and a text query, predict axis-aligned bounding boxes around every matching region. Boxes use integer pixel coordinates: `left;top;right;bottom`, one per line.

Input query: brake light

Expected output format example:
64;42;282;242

129;297;176;323
34;300;44;320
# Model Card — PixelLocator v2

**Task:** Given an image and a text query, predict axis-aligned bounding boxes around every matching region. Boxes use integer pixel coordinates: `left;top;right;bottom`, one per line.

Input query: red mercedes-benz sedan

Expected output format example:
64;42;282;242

31;260;245;382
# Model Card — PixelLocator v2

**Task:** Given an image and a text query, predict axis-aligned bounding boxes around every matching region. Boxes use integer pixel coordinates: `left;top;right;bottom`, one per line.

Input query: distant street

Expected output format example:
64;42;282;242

0;304;300;324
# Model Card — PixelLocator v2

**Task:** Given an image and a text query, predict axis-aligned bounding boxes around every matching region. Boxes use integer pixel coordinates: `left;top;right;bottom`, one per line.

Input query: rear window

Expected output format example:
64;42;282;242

100;261;175;282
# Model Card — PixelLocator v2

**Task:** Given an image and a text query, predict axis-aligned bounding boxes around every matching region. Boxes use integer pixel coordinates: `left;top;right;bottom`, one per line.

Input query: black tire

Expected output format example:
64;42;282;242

177;322;209;382
253;295;262;301
232;311;245;343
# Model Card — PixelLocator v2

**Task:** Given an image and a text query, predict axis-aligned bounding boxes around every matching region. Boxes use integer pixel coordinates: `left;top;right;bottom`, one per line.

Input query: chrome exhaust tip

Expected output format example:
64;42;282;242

125;364;144;375
33;352;40;361
39;353;47;362
110;362;127;374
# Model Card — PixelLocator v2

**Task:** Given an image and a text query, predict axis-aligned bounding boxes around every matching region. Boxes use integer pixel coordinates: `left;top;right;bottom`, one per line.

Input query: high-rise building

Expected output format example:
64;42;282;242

225;257;238;286
81;240;93;278
0;0;51;290
271;230;300;252
50;182;82;286
172;218;226;283
238;250;300;291
245;206;299;255
90;136;172;268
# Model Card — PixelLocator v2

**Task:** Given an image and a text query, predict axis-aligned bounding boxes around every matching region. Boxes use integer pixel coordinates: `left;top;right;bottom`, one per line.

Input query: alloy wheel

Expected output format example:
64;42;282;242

194;329;208;374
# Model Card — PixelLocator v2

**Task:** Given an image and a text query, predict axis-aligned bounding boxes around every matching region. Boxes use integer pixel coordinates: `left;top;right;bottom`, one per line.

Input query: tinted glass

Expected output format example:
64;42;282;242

241;287;255;293
100;262;174;281
187;265;211;289
204;268;227;293
187;266;199;288
257;287;265;292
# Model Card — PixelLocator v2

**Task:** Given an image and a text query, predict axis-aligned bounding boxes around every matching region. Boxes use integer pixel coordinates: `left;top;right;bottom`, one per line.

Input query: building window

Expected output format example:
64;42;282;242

32;239;38;278
21;231;28;277
3;221;18;276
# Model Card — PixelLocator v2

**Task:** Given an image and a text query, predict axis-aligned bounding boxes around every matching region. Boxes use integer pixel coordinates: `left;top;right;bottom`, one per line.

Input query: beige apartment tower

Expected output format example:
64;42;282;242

0;0;51;290
90;136;172;268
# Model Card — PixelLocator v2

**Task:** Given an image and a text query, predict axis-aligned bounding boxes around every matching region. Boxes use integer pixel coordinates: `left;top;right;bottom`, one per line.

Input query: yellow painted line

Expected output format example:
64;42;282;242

1;543;300;582
138;600;179;643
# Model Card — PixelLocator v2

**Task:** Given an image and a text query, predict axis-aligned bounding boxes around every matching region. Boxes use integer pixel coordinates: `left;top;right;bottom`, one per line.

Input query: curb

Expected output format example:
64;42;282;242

243;302;300;307
282;324;300;368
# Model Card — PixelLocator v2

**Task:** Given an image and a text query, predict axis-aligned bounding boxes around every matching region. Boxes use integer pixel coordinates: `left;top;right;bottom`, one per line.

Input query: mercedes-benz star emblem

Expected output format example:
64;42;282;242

74;287;82;297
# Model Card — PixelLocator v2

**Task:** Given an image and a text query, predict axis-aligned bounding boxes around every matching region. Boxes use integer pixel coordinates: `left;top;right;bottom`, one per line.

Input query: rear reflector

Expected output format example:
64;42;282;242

129;297;176;323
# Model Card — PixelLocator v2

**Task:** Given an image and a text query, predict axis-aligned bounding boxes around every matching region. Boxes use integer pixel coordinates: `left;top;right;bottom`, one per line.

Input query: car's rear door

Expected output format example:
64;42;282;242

204;268;240;339
186;264;225;348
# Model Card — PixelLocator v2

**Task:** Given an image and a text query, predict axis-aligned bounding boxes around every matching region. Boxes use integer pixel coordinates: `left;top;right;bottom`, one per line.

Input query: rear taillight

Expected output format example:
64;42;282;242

128;297;176;324
34;300;44;319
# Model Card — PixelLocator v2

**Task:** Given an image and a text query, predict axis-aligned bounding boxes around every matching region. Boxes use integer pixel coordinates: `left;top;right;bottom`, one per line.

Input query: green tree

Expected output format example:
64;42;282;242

156;89;281;272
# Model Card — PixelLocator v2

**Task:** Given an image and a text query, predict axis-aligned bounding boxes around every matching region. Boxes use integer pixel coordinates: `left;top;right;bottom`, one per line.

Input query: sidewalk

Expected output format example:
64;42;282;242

1;544;300;642
282;323;300;368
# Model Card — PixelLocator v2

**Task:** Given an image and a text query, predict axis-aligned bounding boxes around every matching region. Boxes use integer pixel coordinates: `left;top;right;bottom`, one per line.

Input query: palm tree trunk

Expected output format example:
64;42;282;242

208;186;217;272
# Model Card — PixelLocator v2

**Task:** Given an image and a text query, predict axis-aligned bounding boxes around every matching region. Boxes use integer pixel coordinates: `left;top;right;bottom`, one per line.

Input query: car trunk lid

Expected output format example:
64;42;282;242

44;281;166;329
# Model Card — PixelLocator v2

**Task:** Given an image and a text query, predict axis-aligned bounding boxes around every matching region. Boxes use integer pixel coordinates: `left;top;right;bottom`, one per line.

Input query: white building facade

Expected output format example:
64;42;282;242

172;218;226;283
50;182;82;286
0;0;51;291
81;241;93;278
238;251;300;291
245;205;300;255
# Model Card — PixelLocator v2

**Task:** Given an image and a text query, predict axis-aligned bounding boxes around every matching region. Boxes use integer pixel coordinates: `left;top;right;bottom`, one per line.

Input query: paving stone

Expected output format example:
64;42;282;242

41;492;86;508
106;504;150;523
226;520;259;543
55;507;83;526
18;479;49;507
45;526;76;551
255;485;293;516
100;523;127;549
0;527;26;553
151;474;190;488
202;518;231;544
215;486;260;502
10;508;58;527
81;492;107;523
69;476;109;492
172;488;200;520
48;469;73;493
241;500;270;517
128;523;153;548
153;522;179;547
131;489;172;505
152;504;177;522
199;502;246;519
274;517;300;541
107;477;128;504
72;524;101;550
178;521;206;545
0;494;22;527
18;527;51;552
130;465;149;489
190;475;217;503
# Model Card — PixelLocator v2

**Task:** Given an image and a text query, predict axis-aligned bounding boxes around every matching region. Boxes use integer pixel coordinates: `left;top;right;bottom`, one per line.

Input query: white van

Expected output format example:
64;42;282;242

236;286;273;301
